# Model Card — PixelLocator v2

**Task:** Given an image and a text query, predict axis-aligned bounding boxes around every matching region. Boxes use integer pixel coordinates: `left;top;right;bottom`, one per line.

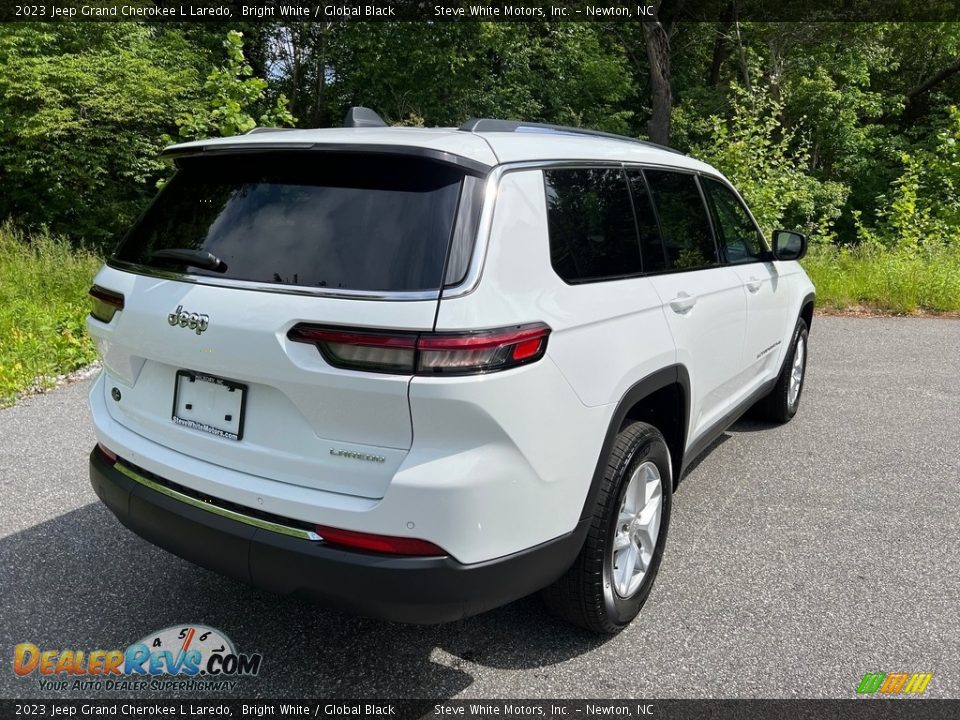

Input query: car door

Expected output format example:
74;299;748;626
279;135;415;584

628;168;748;444
700;176;792;389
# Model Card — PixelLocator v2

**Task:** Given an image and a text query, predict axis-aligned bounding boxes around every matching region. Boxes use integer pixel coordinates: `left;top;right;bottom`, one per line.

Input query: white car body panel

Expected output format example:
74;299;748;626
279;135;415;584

89;126;816;572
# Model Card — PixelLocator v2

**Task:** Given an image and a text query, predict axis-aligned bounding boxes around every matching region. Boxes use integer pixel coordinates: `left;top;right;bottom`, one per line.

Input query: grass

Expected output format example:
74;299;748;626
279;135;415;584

0;223;102;406
802;243;960;315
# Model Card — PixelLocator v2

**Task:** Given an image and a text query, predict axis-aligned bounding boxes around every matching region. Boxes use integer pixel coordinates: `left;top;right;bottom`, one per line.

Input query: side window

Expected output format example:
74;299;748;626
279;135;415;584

702;177;766;264
644;170;718;271
625;170;667;273
544;168;642;283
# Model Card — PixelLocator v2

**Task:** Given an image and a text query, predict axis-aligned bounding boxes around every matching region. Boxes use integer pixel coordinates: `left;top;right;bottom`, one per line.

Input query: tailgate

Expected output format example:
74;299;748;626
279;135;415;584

88;270;433;500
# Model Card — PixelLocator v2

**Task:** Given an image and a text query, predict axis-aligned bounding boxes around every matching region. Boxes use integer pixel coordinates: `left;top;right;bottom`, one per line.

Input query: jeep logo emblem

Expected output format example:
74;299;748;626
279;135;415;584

168;305;209;335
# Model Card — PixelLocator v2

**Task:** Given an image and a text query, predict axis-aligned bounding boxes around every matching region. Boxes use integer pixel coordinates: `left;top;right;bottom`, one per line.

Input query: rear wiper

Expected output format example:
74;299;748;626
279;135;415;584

149;248;228;273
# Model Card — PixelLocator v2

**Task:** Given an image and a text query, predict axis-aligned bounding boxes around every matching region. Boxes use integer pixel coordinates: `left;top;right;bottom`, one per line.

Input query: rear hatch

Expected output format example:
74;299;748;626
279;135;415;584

90;150;485;499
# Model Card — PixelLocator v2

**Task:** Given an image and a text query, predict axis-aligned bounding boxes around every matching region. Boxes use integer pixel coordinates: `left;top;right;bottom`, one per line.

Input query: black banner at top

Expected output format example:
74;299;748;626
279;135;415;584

3;0;960;23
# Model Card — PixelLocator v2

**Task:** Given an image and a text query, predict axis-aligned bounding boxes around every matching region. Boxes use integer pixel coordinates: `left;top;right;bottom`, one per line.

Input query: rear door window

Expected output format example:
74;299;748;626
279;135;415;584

643;170;719;271
113;153;479;293
543;168;642;283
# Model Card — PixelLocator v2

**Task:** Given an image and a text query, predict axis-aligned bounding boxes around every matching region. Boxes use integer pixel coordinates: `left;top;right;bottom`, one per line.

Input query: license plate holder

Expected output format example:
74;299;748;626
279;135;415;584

171;370;247;441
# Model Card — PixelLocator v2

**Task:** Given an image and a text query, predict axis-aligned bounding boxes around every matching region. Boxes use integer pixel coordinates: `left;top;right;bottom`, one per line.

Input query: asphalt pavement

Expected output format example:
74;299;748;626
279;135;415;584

2;316;958;699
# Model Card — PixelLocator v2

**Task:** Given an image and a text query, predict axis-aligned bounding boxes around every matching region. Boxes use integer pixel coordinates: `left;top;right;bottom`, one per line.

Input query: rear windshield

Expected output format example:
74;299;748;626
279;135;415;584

113;152;481;292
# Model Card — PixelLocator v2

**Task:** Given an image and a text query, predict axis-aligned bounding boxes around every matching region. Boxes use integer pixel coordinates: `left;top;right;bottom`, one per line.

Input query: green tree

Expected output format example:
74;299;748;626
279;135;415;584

858;106;960;248
0;24;203;245
680;85;848;240
315;23;634;132
175;30;295;140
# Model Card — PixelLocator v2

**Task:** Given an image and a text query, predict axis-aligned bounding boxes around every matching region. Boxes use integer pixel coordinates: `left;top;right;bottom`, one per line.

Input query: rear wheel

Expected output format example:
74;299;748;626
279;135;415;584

756;317;809;423
542;421;672;634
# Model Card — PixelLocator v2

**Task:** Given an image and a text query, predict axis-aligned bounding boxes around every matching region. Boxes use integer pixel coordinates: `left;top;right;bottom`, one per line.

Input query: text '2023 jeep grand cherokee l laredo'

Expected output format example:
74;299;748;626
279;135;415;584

87;109;814;634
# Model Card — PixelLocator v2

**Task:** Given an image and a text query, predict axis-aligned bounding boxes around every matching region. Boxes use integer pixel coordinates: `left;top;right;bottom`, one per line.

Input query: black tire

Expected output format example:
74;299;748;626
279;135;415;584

542;422;672;634
756;317;809;423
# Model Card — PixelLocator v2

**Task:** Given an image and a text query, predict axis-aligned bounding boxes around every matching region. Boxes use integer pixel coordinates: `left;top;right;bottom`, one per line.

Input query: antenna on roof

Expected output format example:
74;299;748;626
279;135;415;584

343;106;388;128
245;127;299;135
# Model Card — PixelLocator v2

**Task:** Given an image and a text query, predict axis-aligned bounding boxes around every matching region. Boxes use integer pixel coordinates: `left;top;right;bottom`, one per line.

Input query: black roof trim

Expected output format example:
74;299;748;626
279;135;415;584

459;118;684;155
161;143;492;176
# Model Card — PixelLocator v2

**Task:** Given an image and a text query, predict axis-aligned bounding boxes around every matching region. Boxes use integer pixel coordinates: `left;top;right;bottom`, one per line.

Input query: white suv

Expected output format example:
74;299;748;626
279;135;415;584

87;109;814;634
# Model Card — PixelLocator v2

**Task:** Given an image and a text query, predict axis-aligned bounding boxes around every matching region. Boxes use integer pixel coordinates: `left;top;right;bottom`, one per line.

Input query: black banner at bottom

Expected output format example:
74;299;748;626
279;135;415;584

2;699;959;719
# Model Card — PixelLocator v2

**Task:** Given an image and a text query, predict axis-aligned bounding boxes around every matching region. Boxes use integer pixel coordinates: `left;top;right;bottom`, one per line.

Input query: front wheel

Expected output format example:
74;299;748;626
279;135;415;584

756;317;809;423
542;422;672;634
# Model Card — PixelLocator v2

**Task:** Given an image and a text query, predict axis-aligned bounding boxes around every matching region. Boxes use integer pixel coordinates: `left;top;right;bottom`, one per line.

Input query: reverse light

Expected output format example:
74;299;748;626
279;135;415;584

89;285;124;323
287;327;417;373
314;525;446;556
288;323;550;376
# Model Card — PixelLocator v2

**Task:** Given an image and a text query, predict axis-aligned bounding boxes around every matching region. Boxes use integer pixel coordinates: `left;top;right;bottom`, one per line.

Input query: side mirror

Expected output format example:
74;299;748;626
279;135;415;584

771;230;808;261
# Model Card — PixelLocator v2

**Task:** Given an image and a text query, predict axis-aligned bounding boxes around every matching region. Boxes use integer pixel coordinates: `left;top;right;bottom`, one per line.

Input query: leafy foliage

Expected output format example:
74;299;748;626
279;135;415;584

677;86;848;241
175;30;296;140
857;106;960;249
326;24;632;131
0;24;202;245
0;223;102;406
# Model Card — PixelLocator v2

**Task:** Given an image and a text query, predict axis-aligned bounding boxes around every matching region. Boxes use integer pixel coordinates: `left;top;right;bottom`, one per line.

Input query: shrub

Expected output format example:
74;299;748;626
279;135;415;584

857;106;960;249
675;85;849;242
0;223;102;405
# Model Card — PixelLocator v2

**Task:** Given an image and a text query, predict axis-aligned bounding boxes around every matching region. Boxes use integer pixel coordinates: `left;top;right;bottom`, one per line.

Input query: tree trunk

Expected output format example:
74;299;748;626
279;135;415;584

903;56;960;119
706;3;735;86
643;20;672;145
734;20;752;93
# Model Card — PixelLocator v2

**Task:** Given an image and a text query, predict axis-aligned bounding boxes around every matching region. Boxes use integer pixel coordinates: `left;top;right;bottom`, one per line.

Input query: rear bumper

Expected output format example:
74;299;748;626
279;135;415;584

90;448;587;624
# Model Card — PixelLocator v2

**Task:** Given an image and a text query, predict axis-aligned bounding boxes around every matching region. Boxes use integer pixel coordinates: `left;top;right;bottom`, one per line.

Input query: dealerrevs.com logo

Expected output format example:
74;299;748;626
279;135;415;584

856;671;934;695
12;624;262;693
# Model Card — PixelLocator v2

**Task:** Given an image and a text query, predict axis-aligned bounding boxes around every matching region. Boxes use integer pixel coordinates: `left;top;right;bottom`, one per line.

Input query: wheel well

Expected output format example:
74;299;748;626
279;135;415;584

620;383;685;487
801;299;814;330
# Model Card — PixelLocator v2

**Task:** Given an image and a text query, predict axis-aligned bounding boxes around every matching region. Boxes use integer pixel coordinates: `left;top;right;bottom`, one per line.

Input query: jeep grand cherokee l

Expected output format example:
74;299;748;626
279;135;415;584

88;110;814;634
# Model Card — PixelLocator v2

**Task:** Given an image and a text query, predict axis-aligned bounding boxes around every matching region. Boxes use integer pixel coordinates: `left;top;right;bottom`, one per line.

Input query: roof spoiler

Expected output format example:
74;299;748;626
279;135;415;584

343;106;388;128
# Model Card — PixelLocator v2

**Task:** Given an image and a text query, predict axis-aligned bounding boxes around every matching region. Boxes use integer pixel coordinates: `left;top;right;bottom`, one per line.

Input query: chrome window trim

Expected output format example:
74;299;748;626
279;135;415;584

443;159;693;300
107;158;729;301
105;260;443;302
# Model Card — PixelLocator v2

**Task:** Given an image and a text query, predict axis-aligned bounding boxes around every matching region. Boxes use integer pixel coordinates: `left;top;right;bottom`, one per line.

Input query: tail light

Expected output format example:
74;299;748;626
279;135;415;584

89;286;124;323
314;525;446;556
288;323;550;376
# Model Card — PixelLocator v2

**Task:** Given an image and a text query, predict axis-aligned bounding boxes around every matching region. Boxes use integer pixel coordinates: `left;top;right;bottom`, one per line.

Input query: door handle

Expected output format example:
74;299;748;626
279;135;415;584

669;291;697;314
746;277;762;293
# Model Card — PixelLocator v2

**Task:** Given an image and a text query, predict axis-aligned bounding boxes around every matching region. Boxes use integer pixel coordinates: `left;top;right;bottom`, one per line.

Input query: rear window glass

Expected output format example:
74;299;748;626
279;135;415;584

543;168;643;283
113;153;476;292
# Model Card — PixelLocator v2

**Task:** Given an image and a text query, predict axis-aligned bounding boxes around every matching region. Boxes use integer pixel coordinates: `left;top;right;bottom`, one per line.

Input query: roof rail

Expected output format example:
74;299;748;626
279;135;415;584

245;127;300;135
343;106;388;128
458;118;683;155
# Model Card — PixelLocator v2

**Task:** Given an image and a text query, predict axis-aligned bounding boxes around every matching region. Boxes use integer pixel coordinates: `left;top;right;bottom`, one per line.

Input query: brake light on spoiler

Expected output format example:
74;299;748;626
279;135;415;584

287;323;551;375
